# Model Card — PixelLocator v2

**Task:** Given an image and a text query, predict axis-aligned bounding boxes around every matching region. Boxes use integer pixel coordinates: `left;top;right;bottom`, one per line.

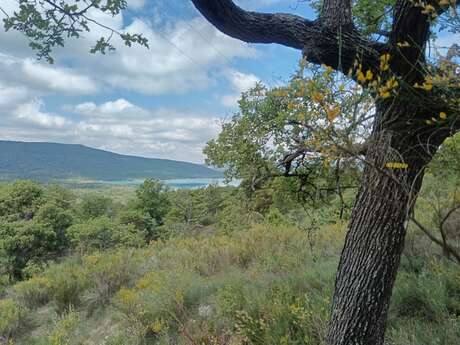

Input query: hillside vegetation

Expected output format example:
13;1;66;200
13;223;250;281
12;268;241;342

0;141;222;181
0;136;459;344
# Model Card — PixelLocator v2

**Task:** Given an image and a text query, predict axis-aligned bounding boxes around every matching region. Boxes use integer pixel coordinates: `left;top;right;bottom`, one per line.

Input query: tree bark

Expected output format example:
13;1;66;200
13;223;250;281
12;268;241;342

325;94;455;344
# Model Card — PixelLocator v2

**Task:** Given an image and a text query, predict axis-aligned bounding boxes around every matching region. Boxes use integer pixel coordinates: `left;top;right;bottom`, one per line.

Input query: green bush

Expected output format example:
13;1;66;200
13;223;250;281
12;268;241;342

45;261;89;313
391;272;447;322
12;276;53;309
67;217;145;253
83;250;144;310
48;307;80;345
0;298;28;339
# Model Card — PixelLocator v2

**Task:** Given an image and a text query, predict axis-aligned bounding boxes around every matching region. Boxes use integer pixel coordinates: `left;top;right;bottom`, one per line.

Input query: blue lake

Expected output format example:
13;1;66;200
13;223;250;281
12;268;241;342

100;178;239;189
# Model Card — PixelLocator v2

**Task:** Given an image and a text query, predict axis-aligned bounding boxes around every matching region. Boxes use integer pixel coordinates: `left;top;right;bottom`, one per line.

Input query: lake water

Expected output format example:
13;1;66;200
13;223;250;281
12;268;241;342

101;178;240;189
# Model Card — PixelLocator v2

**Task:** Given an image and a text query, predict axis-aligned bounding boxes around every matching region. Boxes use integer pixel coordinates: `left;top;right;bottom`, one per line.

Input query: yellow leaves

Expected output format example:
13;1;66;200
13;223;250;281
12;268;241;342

385;162;409;169
439;111;447;120
380;53;391;72
379;91;391;99
287;102;296;110
365;69;374;81
397;41;411;48
322;64;334;77
357;70;366;83
312;92;324;103
326;105;341;122
421;4;437;18
150;318;168;334
386;77;399;89
414;81;433;91
274;89;288;97
377;77;399;99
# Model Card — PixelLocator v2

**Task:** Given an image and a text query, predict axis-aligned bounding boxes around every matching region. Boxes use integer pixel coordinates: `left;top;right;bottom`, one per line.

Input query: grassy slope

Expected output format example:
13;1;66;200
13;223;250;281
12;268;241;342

2;223;459;345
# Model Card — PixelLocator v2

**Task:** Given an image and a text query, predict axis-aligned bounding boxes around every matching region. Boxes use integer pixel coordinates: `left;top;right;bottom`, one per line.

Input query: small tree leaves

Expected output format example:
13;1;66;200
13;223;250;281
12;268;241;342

2;0;148;63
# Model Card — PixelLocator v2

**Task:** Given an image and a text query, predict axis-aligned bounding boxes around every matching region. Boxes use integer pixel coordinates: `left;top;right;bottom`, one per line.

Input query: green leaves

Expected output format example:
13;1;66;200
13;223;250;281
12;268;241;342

204;64;370;202
2;0;148;63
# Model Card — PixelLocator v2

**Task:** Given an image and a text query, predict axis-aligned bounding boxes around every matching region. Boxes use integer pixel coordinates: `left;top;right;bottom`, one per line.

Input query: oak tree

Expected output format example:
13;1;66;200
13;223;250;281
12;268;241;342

190;1;460;345
2;1;460;344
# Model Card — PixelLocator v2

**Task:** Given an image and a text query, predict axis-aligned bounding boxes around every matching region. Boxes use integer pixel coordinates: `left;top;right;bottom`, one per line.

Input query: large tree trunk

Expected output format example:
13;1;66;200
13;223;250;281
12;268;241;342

325;101;438;345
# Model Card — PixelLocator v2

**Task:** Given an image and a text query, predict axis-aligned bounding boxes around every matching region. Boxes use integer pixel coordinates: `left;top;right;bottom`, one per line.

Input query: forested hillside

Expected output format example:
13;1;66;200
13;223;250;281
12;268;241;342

0;141;222;181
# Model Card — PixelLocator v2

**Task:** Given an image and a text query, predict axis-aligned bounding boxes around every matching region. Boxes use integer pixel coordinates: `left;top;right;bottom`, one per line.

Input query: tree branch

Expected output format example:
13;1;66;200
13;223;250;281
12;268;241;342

190;0;316;50
190;0;385;73
410;216;460;264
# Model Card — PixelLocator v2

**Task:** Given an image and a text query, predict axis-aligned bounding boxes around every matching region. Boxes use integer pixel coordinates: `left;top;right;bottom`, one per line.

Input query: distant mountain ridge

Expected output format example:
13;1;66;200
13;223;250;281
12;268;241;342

0;140;222;181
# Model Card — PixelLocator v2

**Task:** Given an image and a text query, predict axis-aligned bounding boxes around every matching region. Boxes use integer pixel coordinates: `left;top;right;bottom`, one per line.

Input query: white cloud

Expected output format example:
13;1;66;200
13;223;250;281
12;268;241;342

22;59;97;94
69;99;221;162
0;82;29;108
221;69;260;107
13;100;70;129
18;13;256;95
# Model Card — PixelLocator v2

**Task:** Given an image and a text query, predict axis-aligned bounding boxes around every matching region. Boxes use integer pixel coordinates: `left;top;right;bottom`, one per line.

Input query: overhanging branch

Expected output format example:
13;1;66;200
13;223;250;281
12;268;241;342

190;0;317;50
190;0;385;73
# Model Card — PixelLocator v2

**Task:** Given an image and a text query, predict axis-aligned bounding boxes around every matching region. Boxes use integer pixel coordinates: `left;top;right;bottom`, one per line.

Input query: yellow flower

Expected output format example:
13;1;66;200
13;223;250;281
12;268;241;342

386;162;408;169
365;69;374;81
414;81;433;91
386;78;399;89
379;53;390;71
379;90;391;99
357;70;366;83
439;111;447;120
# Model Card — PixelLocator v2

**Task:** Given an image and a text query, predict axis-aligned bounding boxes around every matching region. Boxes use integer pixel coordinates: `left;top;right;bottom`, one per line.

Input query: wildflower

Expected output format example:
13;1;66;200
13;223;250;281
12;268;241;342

357;70;366;83
439;111;447;120
386;78;399;89
380;53;390;71
414;81;433;91
379;90;391;99
365;69;374;81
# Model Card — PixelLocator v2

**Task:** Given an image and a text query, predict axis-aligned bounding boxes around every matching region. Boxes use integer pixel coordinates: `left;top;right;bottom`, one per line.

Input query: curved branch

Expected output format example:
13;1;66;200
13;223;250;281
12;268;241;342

190;0;317;50
190;0;385;73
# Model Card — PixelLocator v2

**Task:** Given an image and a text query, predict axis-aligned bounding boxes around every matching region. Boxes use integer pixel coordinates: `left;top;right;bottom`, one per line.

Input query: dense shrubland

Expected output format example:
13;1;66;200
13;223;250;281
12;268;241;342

0;132;458;344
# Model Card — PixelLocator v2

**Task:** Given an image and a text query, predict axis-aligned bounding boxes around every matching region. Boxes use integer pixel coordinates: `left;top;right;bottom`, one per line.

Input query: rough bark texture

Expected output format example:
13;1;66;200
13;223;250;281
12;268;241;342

189;1;459;345
325;100;434;345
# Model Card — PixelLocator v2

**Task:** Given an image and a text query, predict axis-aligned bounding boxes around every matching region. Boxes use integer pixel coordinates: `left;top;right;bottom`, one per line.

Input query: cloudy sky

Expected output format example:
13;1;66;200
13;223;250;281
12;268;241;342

0;1;458;163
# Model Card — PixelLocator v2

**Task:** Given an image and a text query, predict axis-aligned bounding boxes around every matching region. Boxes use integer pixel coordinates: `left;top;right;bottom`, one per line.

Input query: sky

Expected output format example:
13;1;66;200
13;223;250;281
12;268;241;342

0;0;458;163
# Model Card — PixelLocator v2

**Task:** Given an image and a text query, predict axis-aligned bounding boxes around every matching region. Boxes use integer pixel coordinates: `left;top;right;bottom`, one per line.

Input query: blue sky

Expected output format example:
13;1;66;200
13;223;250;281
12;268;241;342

0;0;458;163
